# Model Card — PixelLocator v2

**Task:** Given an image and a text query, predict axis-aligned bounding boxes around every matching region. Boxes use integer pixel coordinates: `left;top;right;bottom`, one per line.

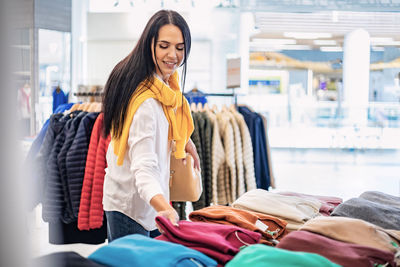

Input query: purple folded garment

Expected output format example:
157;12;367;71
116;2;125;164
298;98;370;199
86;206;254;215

155;216;261;265
277;191;342;216
277;230;396;267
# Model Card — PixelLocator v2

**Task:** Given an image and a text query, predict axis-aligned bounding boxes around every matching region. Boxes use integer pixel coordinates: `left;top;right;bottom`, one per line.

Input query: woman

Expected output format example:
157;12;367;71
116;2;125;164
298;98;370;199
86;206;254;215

102;10;200;242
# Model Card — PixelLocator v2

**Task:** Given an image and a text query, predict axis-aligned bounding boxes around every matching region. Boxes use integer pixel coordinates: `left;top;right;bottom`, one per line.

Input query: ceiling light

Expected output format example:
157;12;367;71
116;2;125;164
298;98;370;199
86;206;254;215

370;38;400;46
284;32;332;39
313;40;337;45
320;46;343;52
251;38;296;45
250;44;311;50
370;37;393;43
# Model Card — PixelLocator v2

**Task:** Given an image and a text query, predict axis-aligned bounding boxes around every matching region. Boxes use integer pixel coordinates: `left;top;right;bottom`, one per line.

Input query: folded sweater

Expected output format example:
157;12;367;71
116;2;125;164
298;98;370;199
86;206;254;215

88;234;217;267
232;189;321;230
155;216;261;265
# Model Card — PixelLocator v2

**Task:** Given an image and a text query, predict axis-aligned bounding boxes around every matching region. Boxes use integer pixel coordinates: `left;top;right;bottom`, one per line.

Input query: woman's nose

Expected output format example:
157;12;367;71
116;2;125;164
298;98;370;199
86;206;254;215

167;48;177;59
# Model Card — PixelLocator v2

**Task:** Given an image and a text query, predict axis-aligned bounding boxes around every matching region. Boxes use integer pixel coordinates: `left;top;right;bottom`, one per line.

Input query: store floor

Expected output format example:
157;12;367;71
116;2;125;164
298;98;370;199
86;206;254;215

270;148;400;200
29;148;400;259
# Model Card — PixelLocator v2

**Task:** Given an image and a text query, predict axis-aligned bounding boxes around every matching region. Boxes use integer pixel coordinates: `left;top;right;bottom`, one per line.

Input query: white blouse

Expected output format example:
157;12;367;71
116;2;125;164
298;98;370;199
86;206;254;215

103;96;172;231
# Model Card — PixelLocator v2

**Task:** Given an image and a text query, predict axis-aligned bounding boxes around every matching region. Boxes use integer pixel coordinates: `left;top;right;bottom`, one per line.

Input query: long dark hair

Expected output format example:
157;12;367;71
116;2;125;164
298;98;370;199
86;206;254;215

102;10;191;138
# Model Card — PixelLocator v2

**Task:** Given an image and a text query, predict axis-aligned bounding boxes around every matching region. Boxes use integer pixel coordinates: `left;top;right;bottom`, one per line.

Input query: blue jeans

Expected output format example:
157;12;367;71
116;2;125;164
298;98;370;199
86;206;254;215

105;211;160;242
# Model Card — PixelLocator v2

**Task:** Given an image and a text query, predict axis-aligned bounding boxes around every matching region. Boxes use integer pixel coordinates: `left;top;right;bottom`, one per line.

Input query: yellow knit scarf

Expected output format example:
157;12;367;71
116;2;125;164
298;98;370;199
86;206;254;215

112;71;194;166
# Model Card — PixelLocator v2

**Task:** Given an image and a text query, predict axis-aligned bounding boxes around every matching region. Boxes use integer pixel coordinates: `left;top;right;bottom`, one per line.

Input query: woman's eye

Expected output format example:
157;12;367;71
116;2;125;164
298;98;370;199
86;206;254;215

176;46;184;51
159;45;168;49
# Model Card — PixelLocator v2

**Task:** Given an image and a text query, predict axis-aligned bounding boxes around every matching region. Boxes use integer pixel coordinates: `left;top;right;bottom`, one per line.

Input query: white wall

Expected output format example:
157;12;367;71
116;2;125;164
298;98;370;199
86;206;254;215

85;9;240;93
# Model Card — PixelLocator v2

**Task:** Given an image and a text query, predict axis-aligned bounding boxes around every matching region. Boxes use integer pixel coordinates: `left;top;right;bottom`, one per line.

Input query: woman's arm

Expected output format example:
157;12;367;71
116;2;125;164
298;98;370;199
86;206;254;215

150;194;179;226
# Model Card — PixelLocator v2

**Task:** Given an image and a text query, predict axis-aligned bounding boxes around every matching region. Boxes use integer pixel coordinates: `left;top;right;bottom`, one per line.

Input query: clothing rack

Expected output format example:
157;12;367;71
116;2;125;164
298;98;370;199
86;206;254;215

184;91;238;106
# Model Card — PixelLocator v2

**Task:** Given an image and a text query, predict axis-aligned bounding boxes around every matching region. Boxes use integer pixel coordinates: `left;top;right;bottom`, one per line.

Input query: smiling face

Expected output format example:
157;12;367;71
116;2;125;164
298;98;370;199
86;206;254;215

151;24;185;83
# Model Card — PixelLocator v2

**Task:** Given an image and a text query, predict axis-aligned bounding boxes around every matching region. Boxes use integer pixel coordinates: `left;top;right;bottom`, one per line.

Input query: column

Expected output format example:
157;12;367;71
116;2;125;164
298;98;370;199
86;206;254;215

343;29;370;126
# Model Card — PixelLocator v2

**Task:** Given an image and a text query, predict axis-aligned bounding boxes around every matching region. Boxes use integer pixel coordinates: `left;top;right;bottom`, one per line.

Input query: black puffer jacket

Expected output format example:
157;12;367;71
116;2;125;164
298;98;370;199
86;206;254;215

42;111;85;223
32;113;64;208
58;111;88;223
65;112;99;219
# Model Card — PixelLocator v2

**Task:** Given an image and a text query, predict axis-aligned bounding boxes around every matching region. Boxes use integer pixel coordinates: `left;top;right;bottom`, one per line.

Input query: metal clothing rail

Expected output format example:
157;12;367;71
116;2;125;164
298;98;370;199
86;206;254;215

73;92;103;96
184;90;238;106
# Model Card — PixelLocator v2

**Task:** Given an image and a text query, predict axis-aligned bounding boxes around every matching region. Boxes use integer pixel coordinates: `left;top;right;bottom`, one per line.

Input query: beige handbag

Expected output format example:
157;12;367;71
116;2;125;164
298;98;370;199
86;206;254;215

169;154;202;202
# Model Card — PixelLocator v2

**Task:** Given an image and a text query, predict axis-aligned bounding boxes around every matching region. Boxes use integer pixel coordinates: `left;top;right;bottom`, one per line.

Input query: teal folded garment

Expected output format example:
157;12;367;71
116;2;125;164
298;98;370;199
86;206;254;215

226;244;341;267
88;234;217;267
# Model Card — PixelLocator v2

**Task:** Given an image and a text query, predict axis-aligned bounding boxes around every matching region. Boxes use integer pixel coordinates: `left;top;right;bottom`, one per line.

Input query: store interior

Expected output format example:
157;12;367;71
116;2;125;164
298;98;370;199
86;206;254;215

7;0;400;266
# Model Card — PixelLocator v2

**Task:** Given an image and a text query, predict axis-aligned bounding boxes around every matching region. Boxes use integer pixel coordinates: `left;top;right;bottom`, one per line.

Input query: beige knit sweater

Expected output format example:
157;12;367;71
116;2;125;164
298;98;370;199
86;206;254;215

230;108;257;193
216;111;236;203
206;110;226;205
223;110;245;199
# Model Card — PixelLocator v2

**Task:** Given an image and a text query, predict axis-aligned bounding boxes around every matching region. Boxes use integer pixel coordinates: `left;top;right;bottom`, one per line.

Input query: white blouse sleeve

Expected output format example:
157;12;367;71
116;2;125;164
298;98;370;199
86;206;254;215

128;98;164;204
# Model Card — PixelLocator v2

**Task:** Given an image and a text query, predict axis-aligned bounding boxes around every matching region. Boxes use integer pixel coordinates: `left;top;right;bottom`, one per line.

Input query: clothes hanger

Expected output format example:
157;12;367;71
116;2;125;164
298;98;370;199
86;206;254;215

82;102;91;111
197;102;203;112
87;102;97;112
69;103;80;112
190;102;197;112
212;104;218;113
95;102;102;113
229;104;237;113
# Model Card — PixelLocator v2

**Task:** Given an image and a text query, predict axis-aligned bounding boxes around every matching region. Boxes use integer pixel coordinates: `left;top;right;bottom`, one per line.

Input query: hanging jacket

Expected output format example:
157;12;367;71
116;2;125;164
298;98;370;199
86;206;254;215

238;106;270;190
89;134;111;229
66;112;99;219
57;111;88;223
78;114;103;230
78;113;108;230
155;216;261;265
29;113;63;209
42;112;79;222
199;112;212;206
259;114;276;188
191;112;206;211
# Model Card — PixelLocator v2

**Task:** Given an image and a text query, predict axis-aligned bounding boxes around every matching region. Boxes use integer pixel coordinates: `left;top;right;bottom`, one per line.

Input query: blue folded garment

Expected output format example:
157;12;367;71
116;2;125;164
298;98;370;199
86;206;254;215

88;234;217;267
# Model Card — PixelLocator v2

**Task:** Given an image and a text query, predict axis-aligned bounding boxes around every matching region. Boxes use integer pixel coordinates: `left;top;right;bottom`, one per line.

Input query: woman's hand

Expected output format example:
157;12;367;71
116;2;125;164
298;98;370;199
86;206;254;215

184;138;200;171
157;209;179;228
150;194;179;230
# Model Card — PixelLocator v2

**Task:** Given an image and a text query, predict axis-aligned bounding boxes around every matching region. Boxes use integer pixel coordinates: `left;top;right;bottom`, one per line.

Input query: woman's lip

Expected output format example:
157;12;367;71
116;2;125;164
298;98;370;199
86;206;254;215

163;61;176;69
